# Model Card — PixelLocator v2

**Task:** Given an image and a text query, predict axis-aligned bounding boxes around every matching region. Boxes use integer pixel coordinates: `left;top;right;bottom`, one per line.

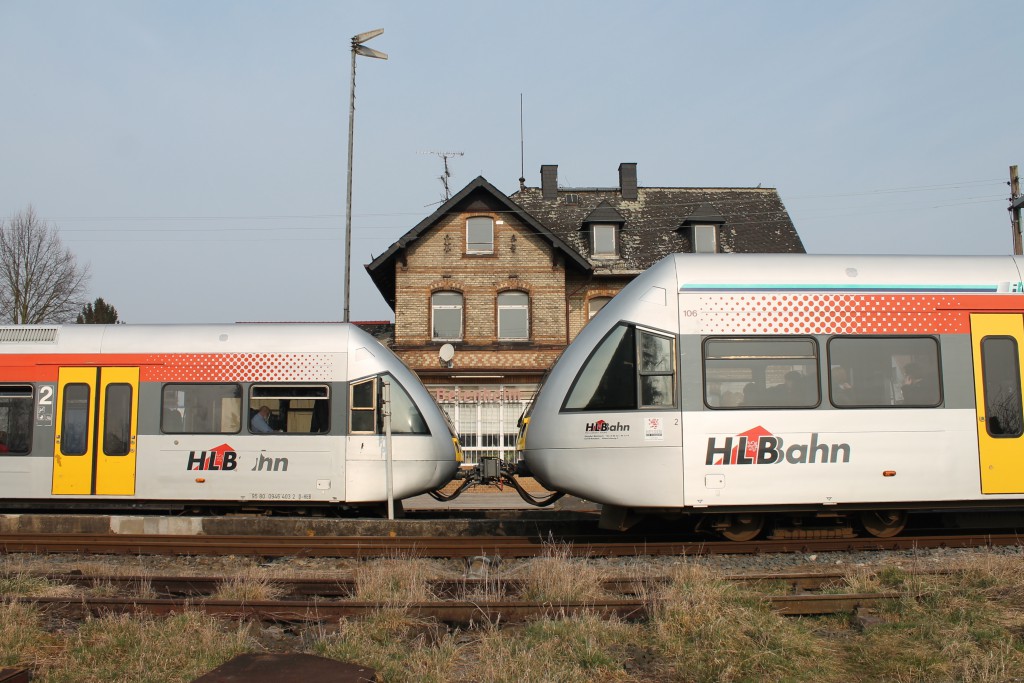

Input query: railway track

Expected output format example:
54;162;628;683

0;530;1021;558
34;569;857;598
4;570;902;624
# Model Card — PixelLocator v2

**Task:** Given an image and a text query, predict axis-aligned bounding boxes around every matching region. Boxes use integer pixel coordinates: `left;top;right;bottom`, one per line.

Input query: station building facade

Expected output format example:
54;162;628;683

365;163;805;464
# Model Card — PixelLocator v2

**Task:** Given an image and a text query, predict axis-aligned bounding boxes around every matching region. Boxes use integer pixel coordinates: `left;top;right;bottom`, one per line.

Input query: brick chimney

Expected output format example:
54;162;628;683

541;165;558;200
619;163;638;200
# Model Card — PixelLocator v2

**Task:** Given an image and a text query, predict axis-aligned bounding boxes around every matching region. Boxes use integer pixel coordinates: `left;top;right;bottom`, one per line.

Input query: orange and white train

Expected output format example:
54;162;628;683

518;253;1024;539
0;323;460;511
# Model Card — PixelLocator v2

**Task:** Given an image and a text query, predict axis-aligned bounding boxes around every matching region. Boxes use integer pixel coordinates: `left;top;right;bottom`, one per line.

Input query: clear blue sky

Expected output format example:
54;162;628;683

1;1;1019;324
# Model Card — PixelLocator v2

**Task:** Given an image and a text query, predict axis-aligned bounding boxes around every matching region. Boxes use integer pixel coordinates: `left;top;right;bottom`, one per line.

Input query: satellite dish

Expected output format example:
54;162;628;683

439;344;455;364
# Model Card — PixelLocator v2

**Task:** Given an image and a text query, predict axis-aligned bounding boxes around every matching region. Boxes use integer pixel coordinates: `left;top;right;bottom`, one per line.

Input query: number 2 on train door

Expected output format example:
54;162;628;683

52;367;139;496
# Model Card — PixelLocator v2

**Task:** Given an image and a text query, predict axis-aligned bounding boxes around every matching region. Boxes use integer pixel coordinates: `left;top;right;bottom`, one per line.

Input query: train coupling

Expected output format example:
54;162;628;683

427;457;564;507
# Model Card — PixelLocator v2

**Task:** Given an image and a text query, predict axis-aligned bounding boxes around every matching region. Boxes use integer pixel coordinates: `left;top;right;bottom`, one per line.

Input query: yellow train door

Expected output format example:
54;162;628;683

972;314;1024;494
52;367;139;496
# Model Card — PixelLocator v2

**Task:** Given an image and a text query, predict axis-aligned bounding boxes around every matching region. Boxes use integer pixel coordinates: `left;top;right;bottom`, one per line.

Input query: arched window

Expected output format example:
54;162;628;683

588;296;612;319
431;291;463;341
497;291;529;340
466;216;494;254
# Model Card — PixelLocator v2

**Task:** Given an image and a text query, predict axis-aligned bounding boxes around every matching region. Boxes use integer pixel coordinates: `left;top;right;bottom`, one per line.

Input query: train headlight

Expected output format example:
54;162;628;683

515;416;530;451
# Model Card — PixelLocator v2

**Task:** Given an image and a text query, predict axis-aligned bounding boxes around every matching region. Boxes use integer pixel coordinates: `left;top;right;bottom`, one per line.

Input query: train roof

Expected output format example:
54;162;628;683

0;322;371;355
663;253;1024;291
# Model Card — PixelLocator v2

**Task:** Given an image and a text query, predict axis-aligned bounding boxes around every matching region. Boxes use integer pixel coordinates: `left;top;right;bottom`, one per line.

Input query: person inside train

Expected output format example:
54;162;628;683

0;431;9;453
771;370;813;406
832;367;854;405
741;382;762;406
901;362;937;405
162;404;183;432
251;405;276;433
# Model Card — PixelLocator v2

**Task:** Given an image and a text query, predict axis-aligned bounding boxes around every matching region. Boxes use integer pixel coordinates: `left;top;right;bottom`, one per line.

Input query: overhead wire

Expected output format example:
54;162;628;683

32;176;1012;245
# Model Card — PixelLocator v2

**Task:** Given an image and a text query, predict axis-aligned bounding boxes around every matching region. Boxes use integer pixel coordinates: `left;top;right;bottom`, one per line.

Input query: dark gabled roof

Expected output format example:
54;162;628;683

582;201;626;226
365;176;591;309
511;186;805;272
679;201;726;227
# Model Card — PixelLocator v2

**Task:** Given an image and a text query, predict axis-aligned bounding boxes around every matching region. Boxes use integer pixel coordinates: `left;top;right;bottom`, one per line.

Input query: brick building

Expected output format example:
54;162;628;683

366;163;805;463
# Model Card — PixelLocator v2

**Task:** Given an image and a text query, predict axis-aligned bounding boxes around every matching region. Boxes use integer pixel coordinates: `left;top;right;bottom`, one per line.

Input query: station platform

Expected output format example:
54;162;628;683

0;485;600;540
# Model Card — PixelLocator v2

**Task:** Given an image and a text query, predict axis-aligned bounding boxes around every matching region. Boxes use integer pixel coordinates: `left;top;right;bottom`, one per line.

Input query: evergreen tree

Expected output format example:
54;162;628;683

76;297;120;324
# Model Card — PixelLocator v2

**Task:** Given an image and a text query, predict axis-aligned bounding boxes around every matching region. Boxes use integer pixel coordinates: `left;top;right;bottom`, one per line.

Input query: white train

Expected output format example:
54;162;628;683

518;253;1024;539
0;323;460;511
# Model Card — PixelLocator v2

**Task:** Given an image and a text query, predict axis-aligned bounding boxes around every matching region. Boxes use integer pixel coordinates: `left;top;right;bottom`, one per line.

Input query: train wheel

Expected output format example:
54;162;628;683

720;514;765;542
859;510;908;538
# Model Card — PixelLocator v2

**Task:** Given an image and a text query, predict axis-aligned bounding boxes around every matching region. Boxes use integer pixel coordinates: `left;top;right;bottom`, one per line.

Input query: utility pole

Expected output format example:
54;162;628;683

343;29;387;323
1012;165;1023;256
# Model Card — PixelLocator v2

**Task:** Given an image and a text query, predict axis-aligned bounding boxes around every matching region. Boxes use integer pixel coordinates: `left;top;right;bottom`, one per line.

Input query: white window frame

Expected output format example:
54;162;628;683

694;224;718;253
466;216;494;254
590;224;618;258
431;291;463;341
497;291;529;340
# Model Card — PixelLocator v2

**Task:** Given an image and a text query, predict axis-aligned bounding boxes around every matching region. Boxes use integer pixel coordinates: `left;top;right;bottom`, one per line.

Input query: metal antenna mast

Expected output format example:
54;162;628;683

420;150;464;201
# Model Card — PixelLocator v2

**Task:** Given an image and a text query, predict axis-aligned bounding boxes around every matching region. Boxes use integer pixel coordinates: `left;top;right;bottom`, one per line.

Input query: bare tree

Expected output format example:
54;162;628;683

0;206;90;324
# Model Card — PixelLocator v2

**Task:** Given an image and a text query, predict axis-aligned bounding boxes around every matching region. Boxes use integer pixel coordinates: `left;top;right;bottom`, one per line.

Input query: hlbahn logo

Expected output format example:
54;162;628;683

188;443;237;471
706;426;851;466
585;420;630;433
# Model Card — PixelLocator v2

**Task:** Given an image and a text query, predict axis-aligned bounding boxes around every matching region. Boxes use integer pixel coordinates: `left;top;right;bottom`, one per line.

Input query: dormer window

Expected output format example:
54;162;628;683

581;201;625;260
466;216;494;254
678;202;725;254
591;224;618;258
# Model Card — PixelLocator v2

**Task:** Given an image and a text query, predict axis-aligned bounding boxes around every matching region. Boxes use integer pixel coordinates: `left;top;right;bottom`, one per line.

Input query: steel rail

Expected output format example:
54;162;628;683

39;570;856;599
0;532;1022;558
5;592;898;624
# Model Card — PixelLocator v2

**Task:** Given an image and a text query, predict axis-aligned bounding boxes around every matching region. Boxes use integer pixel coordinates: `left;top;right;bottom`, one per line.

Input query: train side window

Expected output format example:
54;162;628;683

383;374;430;434
61;383;90;455
0;385;33;454
564;324;637;411
704;338;819;409
827;337;941;408
563;324;676;411
103;383;132;456
639;331;676;408
249;385;330;434
350;377;378;434
981;337;1022;437
348;376;428;435
161;384;241;434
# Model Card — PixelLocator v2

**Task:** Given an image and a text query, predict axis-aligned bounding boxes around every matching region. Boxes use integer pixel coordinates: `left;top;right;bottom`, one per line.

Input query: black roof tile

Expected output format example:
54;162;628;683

511;185;805;272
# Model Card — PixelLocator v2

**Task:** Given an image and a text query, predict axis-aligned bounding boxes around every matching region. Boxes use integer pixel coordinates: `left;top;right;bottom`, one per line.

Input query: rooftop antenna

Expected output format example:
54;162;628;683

419;150;464;201
519;94;526;191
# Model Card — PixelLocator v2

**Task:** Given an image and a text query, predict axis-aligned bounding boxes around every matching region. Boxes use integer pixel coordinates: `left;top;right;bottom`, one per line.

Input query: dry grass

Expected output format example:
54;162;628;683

648;563;843;681
0;572;79;599
5;549;1024;681
511;540;607;604
0;601;54;669
353;554;446;606
831;553;1024;682
212;567;287;602
311;607;459;683
0;606;255;683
